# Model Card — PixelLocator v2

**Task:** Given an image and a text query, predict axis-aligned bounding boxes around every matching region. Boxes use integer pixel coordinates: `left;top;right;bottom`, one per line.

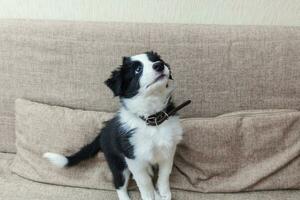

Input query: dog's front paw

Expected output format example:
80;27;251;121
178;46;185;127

140;190;156;200
157;188;171;200
159;192;171;200
154;190;162;200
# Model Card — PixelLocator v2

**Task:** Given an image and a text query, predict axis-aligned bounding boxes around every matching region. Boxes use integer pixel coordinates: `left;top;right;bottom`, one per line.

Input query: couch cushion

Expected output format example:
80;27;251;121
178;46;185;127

11;98;118;190
1;153;300;200
172;109;300;192
11;99;300;192
1;19;300;152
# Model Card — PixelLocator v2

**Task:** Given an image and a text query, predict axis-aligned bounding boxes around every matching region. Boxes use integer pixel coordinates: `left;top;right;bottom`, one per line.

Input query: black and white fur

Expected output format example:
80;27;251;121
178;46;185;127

44;52;183;200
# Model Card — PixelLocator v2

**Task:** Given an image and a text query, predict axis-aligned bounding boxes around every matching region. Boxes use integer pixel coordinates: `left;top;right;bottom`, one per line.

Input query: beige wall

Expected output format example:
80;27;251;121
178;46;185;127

0;0;299;26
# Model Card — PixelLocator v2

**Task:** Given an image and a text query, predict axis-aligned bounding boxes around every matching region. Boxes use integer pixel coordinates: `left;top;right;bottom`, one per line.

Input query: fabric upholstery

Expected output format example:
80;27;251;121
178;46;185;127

174;110;300;192
11;98;116;190
0;152;200;200
3;153;300;199
0;20;300;152
11;99;300;192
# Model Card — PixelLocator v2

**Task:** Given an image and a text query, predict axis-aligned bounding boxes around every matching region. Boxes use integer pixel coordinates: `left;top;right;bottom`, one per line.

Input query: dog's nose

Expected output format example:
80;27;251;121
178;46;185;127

153;62;164;72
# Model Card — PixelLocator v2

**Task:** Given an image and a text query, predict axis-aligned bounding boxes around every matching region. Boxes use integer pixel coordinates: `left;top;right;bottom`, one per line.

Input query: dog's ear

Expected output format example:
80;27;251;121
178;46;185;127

122;56;130;64
105;68;123;97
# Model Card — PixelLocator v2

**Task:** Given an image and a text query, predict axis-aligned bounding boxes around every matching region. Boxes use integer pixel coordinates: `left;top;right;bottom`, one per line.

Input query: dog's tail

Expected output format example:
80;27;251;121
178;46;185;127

43;135;102;168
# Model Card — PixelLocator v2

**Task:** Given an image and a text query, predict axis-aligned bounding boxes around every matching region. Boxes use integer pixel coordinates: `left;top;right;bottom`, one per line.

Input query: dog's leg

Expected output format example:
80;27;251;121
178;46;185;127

116;168;131;200
105;154;131;200
156;148;176;200
126;158;157;200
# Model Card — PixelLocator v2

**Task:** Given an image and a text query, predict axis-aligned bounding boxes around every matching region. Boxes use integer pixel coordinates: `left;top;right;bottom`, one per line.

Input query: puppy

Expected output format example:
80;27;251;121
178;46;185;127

44;52;183;200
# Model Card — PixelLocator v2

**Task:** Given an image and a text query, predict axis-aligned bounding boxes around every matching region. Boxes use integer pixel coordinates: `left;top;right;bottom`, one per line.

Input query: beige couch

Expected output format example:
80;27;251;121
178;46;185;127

0;19;300;199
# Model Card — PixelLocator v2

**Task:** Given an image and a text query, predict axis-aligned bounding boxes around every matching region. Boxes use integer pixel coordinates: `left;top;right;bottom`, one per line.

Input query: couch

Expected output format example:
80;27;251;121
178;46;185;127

0;19;300;199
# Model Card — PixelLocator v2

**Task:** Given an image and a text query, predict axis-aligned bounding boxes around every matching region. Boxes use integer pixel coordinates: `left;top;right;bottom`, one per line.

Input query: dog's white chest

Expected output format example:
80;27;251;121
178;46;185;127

130;117;183;164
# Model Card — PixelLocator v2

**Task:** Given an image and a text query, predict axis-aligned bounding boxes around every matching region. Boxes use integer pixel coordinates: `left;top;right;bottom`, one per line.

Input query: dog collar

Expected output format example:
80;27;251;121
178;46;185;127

140;100;191;126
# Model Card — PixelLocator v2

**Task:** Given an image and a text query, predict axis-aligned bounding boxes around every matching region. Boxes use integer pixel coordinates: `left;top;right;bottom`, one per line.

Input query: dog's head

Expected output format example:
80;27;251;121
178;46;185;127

105;51;173;98
105;51;174;116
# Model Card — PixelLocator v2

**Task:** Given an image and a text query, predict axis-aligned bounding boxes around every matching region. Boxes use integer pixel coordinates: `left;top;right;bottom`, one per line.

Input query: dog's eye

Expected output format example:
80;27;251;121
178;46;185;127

135;66;142;74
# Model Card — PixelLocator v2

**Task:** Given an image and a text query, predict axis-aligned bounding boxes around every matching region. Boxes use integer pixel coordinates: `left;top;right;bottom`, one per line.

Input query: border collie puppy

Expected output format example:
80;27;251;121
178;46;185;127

44;52;183;200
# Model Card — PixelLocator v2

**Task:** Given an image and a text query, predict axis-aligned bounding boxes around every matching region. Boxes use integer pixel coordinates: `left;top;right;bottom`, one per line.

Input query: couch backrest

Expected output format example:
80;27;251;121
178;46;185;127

0;19;300;152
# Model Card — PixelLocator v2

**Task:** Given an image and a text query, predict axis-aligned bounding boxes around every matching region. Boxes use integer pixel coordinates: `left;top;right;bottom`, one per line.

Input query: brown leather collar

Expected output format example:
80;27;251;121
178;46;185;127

140;100;191;126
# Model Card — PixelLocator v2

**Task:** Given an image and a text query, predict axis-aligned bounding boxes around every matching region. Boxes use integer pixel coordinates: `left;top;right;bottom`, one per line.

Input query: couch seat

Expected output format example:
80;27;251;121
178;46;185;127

1;152;299;200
